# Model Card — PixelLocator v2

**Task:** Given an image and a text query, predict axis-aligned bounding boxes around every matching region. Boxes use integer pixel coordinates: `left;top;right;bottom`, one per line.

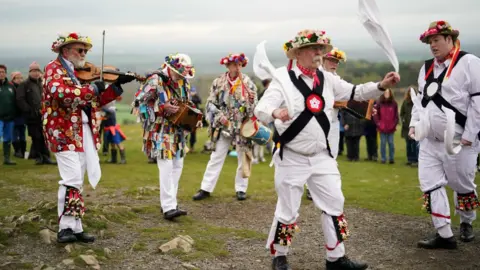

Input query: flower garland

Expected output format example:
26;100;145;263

419;20;459;43
283;29;331;53
163;54;195;78
325;47;347;62
51;32;92;52
220;53;248;67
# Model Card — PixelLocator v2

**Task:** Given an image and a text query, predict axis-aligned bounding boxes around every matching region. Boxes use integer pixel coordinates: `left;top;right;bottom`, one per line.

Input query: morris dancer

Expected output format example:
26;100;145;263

306;47;347;200
44;32;132;243
193;53;257;201
255;29;399;270
134;53;197;220
410;21;480;248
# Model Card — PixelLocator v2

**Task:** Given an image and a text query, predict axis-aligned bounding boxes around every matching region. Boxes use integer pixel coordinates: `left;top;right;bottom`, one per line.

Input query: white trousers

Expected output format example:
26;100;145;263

200;134;249;193
253;143;265;161
55;121;100;233
419;138;478;237
157;157;184;212
267;149;346;261
306;119;340;191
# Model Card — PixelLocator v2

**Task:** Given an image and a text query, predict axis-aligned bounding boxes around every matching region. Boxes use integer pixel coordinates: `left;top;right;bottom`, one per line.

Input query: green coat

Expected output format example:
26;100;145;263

0;78;17;121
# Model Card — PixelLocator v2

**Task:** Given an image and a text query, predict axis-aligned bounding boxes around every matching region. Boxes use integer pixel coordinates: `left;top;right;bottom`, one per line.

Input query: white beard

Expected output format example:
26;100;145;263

71;58;86;68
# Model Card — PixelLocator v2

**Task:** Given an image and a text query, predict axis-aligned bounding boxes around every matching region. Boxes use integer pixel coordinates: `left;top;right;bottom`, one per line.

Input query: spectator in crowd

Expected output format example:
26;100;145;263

374;89;399;164
253;79;271;164
189;86;202;153
0;64;17;165
400;87;418;167
10;71;27;158
16;61;56;165
342;111;364;162
102;98;127;164
337;112;345;156
363;105;378;161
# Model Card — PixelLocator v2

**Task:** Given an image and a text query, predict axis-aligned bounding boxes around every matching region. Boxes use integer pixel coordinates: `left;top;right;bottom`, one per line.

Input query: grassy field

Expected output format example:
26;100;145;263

0;123;479;269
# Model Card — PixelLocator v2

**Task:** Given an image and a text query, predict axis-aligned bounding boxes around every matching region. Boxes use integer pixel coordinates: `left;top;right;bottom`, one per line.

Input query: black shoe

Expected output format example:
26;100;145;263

192;189;210;201
389;160;395;164
306;189;312;200
272;256;292;270
406;162;412;166
326;256;368;270
148;158;156;164
57;229;77;243
417;233;457;249
460;222;475;242
163;209;187;220
236;191;247;201
74;232;95;243
3;142;16;165
35;157;44;165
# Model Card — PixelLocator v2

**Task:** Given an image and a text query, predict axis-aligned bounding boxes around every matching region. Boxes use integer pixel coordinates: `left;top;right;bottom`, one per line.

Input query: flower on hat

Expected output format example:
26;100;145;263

325;47;347;62
163;53;195;79
219;53;249;67
283;29;332;59
419;20;459;43
51;32;92;53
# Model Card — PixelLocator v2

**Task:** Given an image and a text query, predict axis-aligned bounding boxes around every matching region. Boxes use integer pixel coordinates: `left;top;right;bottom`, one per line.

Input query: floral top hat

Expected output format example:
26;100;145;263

219;53;249;67
163;53;195;79
419;21;459;44
324;47;347;62
283;29;333;60
51;32;92;53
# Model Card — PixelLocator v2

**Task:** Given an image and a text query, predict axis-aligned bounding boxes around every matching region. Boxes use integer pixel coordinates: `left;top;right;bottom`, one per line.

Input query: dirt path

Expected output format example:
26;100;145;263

2;193;480;270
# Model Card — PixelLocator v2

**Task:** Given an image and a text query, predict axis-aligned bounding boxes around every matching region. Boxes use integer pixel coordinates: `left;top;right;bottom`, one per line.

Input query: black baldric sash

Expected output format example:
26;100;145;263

272;69;332;159
421;51;467;127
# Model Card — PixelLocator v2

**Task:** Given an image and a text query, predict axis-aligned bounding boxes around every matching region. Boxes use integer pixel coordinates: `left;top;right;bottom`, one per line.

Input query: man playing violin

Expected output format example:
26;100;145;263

133;53;197;221
43;32;134;243
192;53;258;201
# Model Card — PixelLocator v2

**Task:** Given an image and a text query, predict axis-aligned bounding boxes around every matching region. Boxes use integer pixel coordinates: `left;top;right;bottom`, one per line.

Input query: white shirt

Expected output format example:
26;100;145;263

410;54;480;142
254;65;383;156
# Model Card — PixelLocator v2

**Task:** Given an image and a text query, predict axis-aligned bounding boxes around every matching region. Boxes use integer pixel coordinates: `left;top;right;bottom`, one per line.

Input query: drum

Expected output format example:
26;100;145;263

166;101;203;132
240;118;273;145
334;99;375;120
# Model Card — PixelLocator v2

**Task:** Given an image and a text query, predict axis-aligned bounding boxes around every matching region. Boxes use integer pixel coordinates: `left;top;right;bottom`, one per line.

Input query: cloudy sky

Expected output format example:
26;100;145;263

1;0;479;59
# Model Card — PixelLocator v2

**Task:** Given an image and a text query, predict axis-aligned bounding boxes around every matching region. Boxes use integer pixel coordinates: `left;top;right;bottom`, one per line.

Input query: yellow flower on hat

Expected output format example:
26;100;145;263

325;47;347;62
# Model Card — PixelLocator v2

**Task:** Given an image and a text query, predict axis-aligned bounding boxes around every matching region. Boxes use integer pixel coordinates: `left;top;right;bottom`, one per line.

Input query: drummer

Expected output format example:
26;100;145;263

193;53;258;201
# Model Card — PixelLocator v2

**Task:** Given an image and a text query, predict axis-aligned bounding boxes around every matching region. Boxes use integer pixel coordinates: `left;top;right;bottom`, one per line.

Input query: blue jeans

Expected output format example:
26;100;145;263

0;120;15;142
405;138;419;163
380;133;395;162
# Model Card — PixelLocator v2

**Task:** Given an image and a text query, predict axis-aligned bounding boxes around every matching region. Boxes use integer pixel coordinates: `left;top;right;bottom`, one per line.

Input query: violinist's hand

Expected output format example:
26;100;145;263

92;80;106;94
164;102;179;115
116;73;136;85
272;108;291;122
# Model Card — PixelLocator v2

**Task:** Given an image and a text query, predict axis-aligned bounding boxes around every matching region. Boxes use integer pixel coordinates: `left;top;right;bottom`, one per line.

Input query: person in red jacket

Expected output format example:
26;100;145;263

373;89;399;164
43;32;134;243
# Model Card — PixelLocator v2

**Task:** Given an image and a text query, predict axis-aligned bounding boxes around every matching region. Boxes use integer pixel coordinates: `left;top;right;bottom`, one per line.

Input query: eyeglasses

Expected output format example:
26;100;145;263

72;48;88;54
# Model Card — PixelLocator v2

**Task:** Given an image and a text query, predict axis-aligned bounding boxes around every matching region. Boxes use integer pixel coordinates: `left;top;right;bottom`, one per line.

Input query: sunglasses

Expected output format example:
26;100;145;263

71;48;88;54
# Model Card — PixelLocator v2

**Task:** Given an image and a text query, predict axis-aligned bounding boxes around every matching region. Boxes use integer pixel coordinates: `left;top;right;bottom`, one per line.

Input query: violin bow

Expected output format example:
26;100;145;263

100;30;105;81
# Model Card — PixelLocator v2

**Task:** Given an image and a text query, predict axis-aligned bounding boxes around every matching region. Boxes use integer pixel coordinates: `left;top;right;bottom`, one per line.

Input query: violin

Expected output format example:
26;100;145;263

75;62;146;83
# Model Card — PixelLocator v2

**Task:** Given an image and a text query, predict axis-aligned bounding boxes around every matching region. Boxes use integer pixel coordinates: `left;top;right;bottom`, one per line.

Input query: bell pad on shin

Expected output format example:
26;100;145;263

273;221;300;247
63;186;85;220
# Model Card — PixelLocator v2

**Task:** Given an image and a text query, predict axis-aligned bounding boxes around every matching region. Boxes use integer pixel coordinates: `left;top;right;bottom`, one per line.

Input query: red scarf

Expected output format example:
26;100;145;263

296;63;320;88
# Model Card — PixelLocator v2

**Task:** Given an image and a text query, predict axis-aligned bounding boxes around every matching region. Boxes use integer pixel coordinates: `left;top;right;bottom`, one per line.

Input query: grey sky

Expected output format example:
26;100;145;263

1;0;479;57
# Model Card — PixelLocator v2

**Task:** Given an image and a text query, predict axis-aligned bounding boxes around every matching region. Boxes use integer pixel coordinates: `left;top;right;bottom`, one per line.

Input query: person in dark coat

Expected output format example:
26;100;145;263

400;87;418;166
363;102;378;161
16;62;56;165
10;71;27;158
189;86;202;152
342;110;364;161
0;64;17;165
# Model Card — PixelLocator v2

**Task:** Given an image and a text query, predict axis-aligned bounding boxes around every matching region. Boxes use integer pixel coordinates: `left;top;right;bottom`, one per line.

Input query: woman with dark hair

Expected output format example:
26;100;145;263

373;89;399;164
